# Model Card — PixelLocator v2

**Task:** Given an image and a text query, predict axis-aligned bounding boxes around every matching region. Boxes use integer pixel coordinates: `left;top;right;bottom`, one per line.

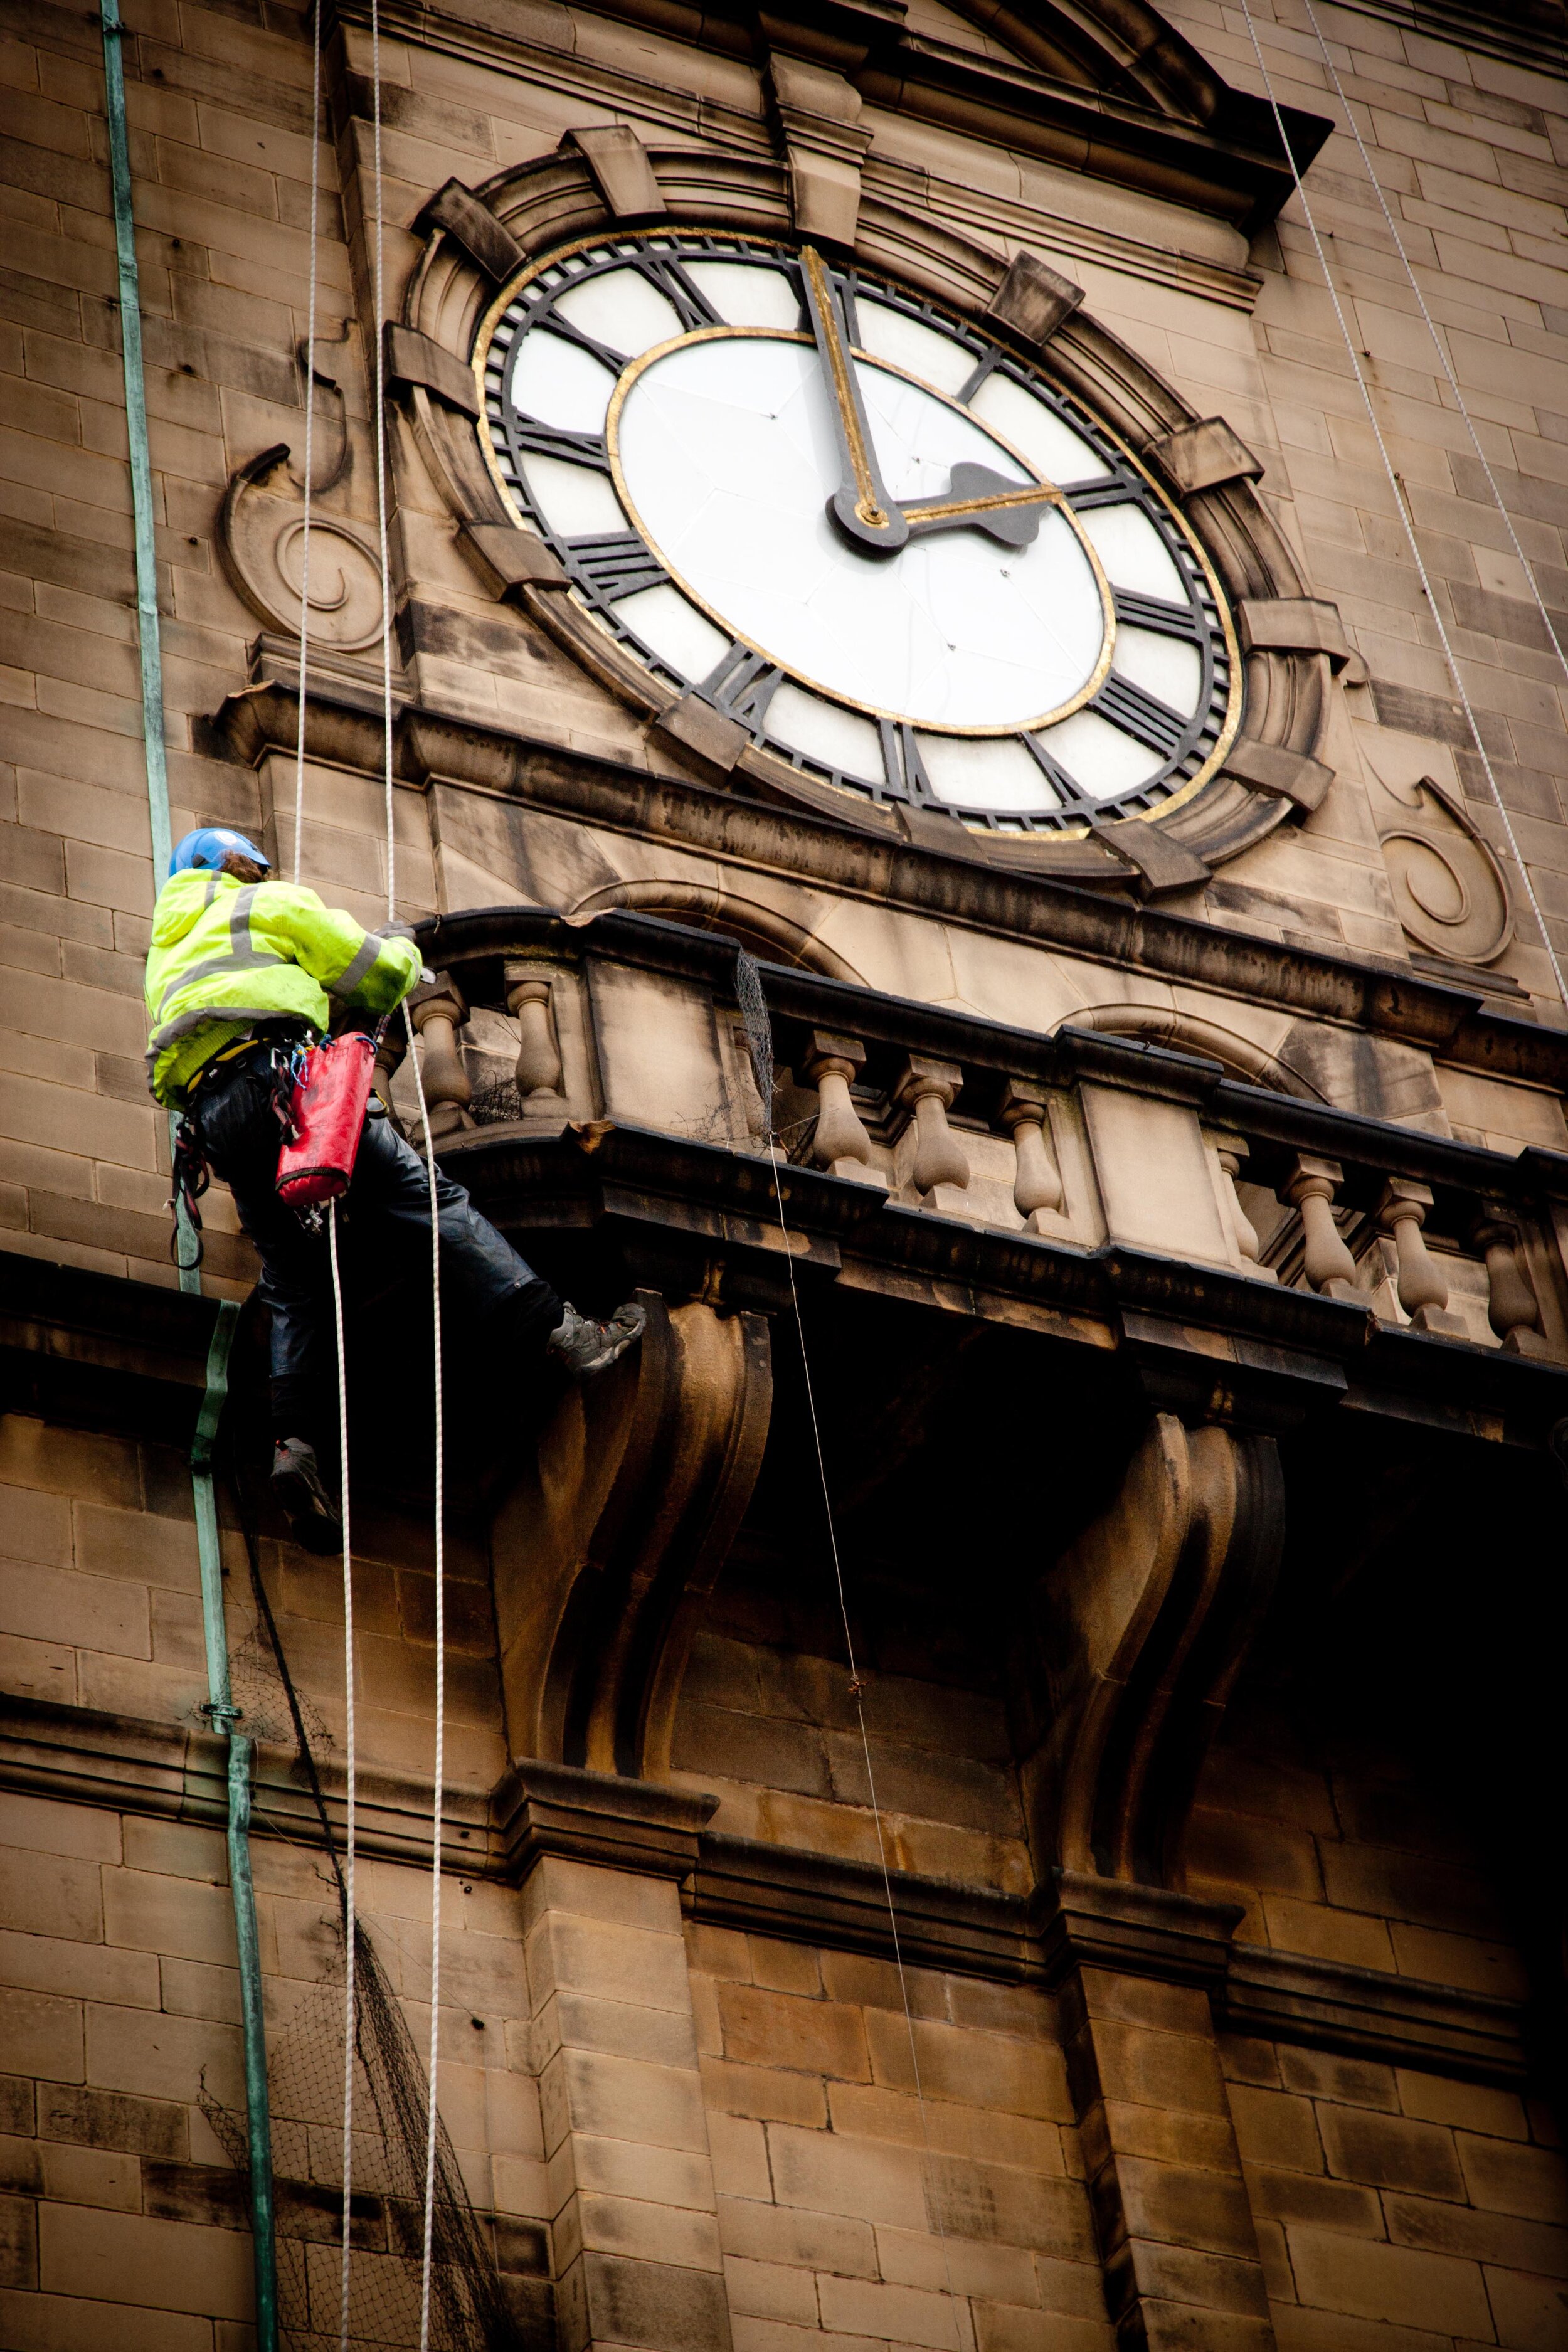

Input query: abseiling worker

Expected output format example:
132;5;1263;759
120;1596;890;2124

146;827;644;1551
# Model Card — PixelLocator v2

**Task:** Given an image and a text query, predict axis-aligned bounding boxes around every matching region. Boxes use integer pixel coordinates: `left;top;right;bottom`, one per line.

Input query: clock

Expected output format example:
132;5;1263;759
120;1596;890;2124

475;232;1241;836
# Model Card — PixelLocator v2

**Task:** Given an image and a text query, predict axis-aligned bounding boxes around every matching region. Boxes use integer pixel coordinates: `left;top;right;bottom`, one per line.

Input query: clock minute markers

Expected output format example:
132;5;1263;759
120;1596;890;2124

799;246;908;555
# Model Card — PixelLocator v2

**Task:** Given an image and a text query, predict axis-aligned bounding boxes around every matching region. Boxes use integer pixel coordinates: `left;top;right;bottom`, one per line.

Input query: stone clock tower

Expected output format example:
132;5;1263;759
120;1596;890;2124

4;0;1568;2345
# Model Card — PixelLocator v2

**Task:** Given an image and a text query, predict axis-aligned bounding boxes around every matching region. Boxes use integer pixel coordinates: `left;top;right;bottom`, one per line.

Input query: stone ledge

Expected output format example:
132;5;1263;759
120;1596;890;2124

0;1708;1533;2085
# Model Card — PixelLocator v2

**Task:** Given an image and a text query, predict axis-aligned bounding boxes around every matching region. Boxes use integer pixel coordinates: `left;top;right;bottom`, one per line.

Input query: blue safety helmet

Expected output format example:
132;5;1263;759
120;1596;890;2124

169;827;271;879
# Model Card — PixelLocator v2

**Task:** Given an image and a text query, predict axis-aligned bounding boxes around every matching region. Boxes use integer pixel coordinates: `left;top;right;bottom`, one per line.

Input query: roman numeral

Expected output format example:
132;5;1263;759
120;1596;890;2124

563;532;667;601
543;311;632;373
637;252;723;332
1093;674;1188;759
1023;733;1094;808
878;721;935;804
504;418;612;471
1113;588;1200;638
702;644;783;726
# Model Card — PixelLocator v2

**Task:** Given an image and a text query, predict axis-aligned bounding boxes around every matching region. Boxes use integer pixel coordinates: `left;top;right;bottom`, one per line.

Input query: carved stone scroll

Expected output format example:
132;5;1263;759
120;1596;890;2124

218;444;386;654
491;1293;772;1779
1367;767;1513;968
1021;1414;1285;1890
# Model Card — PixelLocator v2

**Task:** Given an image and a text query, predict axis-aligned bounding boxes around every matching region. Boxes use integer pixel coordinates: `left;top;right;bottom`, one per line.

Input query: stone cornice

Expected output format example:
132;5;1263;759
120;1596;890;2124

0;1702;1530;2085
215;684;1568;1098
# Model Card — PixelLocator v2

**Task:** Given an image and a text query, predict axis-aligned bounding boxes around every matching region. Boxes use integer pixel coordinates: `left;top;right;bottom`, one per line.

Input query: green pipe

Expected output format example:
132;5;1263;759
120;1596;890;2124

98;0;199;1293
191;1301;280;2352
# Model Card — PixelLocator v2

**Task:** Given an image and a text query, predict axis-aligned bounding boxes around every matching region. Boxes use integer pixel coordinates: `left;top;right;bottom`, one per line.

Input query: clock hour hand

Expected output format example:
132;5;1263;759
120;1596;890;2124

903;464;1056;548
800;246;908;556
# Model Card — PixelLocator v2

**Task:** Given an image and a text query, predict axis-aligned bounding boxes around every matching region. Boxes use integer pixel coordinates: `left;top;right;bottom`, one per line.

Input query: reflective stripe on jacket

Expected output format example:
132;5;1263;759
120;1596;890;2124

144;869;422;1106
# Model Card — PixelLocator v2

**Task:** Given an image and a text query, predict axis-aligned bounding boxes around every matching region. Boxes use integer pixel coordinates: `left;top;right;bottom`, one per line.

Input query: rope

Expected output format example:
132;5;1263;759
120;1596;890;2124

735;955;961;2346
403;1019;446;2352
371;0;396;927
328;1202;358;2352
1234;0;1568;1010
291;0;323;884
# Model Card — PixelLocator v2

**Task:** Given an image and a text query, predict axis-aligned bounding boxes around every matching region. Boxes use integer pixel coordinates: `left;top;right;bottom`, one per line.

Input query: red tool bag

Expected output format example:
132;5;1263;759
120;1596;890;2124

275;1031;378;1209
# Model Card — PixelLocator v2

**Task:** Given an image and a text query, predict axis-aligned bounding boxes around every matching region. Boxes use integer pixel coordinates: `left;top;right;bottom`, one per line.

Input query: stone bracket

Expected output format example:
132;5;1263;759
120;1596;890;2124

766;52;872;246
461;519;570;598
1020;1414;1286;1888
649;691;750;780
1089;817;1211;897
1239;594;1353;671
983;248;1084;349
383;322;480;418
1147;415;1264;494
1221;735;1335;811
560;124;662;219
412;177;527;282
491;1292;773;1778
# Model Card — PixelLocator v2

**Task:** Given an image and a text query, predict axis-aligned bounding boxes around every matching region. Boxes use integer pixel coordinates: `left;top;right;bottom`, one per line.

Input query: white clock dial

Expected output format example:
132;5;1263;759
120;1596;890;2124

479;236;1240;837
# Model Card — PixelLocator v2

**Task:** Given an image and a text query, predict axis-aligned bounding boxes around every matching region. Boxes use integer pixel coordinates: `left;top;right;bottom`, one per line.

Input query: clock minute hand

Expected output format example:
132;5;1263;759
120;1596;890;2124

800;246;908;555
903;463;1057;548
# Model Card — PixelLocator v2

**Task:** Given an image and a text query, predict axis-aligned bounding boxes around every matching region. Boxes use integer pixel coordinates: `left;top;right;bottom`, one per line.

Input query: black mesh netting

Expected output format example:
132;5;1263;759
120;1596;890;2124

203;1485;526;2351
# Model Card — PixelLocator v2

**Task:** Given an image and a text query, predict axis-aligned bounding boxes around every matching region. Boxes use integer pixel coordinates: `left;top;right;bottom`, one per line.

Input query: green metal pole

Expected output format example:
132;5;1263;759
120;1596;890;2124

191;1302;280;2352
98;0;199;1292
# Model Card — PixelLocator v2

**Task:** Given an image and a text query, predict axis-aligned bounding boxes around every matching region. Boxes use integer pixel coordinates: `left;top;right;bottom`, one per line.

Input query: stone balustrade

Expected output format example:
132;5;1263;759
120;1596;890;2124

400;906;1568;1365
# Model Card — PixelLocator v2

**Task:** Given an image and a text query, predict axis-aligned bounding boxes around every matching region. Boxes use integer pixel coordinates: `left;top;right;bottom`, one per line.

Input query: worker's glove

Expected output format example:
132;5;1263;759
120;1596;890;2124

373;920;418;943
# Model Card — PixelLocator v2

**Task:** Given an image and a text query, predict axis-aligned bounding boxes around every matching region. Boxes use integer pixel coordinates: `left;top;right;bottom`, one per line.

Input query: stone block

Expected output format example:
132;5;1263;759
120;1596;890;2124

1283;2224;1492;2336
723;2253;819;2324
39;2141;140;2211
573;2248;733;2351
0;1986;82;2082
1455;2131;1568;2222
542;1989;699;2070
718;1984;869;2082
923;2152;1099;2262
0;1794;119;1867
542;2047;710;2157
1111;2154;1261;2260
576;2189;724;2272
0;2194;36;2291
1238;2165;1385;2236
1318;2106;1465;2201
527;1913;692;2016
1276;2048;1397;2110
1081;2017;1229;2120
1226;2085;1325;2173
38;2084;186;2160
818;2270;964;2346
38;2202;253;2319
701;2057;829;2129
553;2132;719;2213
767;2120;928;2231
716;2191;879;2277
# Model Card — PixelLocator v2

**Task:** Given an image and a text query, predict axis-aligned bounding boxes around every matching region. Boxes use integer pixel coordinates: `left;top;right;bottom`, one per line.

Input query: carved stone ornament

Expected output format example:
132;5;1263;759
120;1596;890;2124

1367;761;1513;967
218;443;386;655
490;1291;772;1778
392;143;1342;887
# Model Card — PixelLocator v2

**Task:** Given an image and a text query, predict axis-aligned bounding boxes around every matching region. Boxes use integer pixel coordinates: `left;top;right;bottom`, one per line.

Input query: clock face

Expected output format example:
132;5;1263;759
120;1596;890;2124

476;233;1241;835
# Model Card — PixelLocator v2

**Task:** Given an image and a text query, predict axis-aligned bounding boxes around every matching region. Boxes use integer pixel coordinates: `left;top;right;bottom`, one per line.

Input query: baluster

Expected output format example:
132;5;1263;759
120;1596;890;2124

1210;1129;1259;1264
1375;1178;1463;1334
1284;1153;1361;1299
1471;1205;1549;1355
896;1055;969;1198
505;963;564;1102
800;1031;874;1177
1000;1081;1062;1229
406;972;474;1142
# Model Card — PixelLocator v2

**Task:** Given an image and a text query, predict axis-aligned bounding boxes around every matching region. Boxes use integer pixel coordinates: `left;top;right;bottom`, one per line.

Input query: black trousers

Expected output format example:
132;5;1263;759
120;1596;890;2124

193;1047;562;1441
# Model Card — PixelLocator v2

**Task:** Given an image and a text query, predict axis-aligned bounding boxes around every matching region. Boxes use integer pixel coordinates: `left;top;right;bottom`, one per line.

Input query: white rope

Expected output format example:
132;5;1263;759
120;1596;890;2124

371;0;395;927
358;1;446;2331
328;1202;358;2352
1234;0;1568;1009
405;1017;445;2352
291;0;322;884
764;1138;961;2348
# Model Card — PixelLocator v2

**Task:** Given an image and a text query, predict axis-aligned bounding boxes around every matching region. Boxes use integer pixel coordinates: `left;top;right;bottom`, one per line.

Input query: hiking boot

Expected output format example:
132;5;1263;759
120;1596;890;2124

547;1300;647;1379
272;1436;342;1555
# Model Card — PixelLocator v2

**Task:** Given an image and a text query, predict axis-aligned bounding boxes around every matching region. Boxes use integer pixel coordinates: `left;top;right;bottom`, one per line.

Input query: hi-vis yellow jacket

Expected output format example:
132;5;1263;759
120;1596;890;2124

144;869;422;1106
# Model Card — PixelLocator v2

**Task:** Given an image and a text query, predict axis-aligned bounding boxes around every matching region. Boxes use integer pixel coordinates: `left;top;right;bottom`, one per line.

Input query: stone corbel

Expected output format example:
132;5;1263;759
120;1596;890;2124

491;1293;772;1778
983;250;1084;351
559;125;662;220
412;177;527;282
1146;416;1264;495
765;53;873;246
1019;1413;1285;1890
1239;595;1353;673
1089;817;1210;898
383;322;480;418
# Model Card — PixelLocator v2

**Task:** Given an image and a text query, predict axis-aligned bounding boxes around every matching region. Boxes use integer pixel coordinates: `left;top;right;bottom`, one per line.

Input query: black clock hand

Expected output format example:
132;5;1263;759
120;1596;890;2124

902;463;1056;547
799;246;908;555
